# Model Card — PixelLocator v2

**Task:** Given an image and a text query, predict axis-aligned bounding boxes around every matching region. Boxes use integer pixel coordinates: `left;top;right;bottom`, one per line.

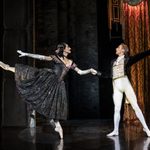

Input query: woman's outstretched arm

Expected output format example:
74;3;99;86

0;61;15;73
17;50;53;61
74;66;99;75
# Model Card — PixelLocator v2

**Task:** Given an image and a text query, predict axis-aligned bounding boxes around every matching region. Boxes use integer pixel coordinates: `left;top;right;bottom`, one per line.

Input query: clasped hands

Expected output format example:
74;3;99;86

90;68;102;76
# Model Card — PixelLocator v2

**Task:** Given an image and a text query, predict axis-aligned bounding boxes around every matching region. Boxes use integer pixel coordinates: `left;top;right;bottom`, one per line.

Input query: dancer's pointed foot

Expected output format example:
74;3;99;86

107;130;119;137
55;126;63;139
143;128;150;137
29;110;36;128
29;117;36;128
0;61;10;70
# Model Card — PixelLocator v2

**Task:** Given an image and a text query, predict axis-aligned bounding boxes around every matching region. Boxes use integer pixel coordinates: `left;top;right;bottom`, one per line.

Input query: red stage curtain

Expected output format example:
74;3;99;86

122;0;150;125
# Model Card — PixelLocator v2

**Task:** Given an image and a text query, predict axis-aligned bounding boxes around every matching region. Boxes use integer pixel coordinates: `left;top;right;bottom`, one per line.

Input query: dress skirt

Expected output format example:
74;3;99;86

15;64;68;120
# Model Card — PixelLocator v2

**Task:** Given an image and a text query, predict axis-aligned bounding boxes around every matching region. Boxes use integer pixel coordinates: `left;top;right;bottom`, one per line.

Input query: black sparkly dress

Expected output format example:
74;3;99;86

15;55;76;120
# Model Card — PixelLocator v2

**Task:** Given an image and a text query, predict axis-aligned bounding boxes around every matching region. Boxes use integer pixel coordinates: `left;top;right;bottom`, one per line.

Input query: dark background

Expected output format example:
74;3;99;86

0;0;123;126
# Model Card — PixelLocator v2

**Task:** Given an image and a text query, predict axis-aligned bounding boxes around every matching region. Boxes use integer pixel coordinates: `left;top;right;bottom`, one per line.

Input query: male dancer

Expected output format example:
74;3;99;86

107;43;150;137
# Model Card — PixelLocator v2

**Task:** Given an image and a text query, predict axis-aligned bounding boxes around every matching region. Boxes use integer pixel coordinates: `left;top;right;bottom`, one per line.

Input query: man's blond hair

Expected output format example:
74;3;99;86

120;43;129;55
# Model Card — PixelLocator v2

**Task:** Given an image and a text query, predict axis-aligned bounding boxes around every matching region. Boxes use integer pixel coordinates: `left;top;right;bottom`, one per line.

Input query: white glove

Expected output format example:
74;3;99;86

90;68;98;75
17;50;27;57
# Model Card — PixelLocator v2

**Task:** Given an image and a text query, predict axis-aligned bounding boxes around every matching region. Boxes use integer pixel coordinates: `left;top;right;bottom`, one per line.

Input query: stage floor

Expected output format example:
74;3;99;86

1;120;150;150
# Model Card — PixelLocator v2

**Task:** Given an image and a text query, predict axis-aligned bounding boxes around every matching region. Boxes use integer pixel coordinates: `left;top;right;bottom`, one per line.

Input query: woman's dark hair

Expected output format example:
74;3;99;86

55;42;67;57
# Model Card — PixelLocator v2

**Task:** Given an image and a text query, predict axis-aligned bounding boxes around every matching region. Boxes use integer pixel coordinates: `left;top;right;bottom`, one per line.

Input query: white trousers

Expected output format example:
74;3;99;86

112;76;149;131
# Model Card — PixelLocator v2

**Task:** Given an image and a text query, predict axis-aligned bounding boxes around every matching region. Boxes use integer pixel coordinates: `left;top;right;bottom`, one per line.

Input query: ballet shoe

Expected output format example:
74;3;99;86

55;126;63;139
107;130;119;137
29;110;36;128
29;118;36;128
143;128;150;137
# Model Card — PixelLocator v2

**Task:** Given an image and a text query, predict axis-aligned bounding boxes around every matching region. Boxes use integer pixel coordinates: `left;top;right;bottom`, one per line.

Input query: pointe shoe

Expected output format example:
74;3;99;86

29;110;36;128
143;128;150;137
29;118;36;128
107;130;119;137
0;61;9;70
55;126;63;139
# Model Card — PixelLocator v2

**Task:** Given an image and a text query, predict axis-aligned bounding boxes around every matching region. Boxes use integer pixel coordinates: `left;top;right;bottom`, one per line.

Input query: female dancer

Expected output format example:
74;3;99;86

0;42;98;139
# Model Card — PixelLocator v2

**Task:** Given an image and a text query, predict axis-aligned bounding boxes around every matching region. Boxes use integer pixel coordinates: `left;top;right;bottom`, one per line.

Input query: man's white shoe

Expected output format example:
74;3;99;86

107;130;119;137
143;128;150;137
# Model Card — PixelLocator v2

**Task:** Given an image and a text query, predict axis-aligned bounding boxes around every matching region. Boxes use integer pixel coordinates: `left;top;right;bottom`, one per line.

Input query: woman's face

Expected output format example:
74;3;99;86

115;45;125;56
63;44;71;56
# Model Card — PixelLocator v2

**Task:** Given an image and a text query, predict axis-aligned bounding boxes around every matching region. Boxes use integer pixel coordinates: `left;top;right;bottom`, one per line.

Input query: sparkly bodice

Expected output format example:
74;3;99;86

51;55;76;81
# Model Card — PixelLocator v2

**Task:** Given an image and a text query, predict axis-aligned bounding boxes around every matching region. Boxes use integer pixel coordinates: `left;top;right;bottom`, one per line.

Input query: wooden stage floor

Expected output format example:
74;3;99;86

1;120;150;150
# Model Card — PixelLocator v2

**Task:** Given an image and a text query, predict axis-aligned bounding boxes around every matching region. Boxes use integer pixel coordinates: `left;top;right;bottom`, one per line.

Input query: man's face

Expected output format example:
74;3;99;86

116;45;125;55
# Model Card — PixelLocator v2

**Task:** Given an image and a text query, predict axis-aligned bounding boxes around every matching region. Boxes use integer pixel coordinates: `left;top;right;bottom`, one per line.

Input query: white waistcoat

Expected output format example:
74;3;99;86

112;57;125;79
